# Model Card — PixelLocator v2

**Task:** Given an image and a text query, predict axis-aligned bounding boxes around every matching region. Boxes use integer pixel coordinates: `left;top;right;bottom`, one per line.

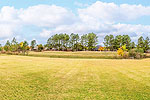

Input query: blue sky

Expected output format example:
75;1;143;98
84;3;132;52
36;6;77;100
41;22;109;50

0;0;150;8
0;0;150;45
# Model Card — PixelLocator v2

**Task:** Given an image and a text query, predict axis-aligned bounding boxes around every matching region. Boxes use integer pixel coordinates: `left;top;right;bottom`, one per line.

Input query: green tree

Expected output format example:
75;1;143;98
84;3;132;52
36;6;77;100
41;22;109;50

4;40;11;51
47;33;70;51
122;35;131;50
51;34;59;50
31;40;36;50
47;37;53;50
104;35;115;51
0;44;2;51
144;37;150;52
74;34;79;51
58;33;64;50
87;33;98;51
109;35;115;51
20;41;29;55
70;33;79;51
81;34;88;51
38;44;44;52
130;42;135;49
103;35;109;50
137;36;145;49
11;37;19;52
11;37;17;45
63;34;70;50
76;43;84;51
114;35;122;50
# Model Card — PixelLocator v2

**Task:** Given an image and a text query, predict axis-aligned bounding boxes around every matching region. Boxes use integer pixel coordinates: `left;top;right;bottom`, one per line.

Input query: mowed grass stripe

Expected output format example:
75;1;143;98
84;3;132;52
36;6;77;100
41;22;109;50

0;55;150;100
111;60;150;87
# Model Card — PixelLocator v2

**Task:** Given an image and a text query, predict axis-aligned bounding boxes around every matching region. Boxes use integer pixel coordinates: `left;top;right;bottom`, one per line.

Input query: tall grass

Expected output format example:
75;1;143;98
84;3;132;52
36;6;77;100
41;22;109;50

1;51;149;59
26;51;122;59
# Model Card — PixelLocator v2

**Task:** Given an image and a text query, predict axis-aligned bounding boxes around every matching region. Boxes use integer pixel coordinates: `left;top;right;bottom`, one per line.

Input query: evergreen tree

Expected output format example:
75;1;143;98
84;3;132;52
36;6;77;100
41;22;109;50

11;37;18;52
122;35;131;50
31;40;37;50
109;35;115;51
81;34;88;51
4;40;11;51
137;36;145;49
144;37;150;52
130;42;135;49
114;35;122;50
103;35;109;50
87;33;98;51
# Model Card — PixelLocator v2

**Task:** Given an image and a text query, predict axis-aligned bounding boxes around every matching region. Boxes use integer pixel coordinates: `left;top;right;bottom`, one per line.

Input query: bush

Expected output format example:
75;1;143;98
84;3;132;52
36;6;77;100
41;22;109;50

123;51;129;59
129;49;136;58
117;48;124;56
129;48;145;59
98;47;104;51
135;48;144;53
117;44;129;59
0;47;3;51
38;44;44;52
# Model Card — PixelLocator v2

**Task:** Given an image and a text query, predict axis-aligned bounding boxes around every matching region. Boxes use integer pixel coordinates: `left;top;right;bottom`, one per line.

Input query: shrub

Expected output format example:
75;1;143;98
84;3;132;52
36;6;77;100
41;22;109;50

117;44;129;58
98;47;104;51
129;49;136;58
117;48;124;56
135;48;144;53
38;44;44;52
129;48;145;59
123;51;129;59
0;47;2;51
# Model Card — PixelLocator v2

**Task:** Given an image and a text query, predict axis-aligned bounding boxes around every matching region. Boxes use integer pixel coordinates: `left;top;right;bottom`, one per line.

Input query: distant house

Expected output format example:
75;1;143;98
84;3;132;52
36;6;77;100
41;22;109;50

33;46;38;51
51;48;57;51
95;45;101;51
146;49;150;53
44;47;48;51
67;48;72;51
61;47;66;51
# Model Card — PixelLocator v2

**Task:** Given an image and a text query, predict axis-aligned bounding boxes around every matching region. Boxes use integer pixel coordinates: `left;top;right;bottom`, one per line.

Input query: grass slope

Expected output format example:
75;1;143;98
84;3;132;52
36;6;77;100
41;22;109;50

0;55;150;100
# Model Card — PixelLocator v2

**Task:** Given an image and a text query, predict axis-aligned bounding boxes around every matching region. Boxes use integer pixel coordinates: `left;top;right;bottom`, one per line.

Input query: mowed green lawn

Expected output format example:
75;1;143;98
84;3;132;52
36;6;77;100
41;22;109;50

0;55;150;100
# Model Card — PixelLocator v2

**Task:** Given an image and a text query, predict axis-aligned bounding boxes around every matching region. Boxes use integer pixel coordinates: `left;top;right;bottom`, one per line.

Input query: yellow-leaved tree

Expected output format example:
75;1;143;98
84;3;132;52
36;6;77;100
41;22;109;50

117;44;128;58
117;48;124;56
19;41;29;55
98;47;104;51
20;42;23;48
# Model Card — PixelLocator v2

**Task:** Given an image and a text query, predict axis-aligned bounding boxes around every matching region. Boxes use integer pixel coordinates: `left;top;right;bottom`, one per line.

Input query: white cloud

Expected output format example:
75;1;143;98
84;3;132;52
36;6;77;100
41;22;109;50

0;1;150;44
40;23;150;39
19;5;77;27
0;6;20;23
40;29;52;37
0;6;21;38
78;1;150;23
0;5;77;39
0;24;17;38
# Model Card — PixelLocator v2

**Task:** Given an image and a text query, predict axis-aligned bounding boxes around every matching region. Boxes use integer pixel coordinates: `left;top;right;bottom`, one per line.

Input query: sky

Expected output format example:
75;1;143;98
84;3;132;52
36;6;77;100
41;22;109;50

0;0;150;45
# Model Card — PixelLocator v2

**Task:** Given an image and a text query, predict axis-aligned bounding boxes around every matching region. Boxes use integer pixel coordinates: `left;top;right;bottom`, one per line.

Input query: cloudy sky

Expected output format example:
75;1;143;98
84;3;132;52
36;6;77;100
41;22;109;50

0;0;150;45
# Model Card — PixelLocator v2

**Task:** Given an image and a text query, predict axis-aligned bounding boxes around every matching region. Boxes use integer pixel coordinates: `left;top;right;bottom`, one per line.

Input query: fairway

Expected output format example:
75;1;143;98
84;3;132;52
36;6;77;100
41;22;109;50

0;55;150;100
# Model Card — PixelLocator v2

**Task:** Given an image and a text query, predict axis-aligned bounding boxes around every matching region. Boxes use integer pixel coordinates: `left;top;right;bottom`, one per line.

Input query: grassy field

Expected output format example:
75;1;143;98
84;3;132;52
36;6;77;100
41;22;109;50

27;51;120;59
0;55;150;100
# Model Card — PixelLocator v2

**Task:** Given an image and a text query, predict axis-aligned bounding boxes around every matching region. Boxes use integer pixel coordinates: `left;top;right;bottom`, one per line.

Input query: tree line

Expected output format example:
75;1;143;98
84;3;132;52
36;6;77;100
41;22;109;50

103;35;150;52
46;33;98;51
0;33;150;54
